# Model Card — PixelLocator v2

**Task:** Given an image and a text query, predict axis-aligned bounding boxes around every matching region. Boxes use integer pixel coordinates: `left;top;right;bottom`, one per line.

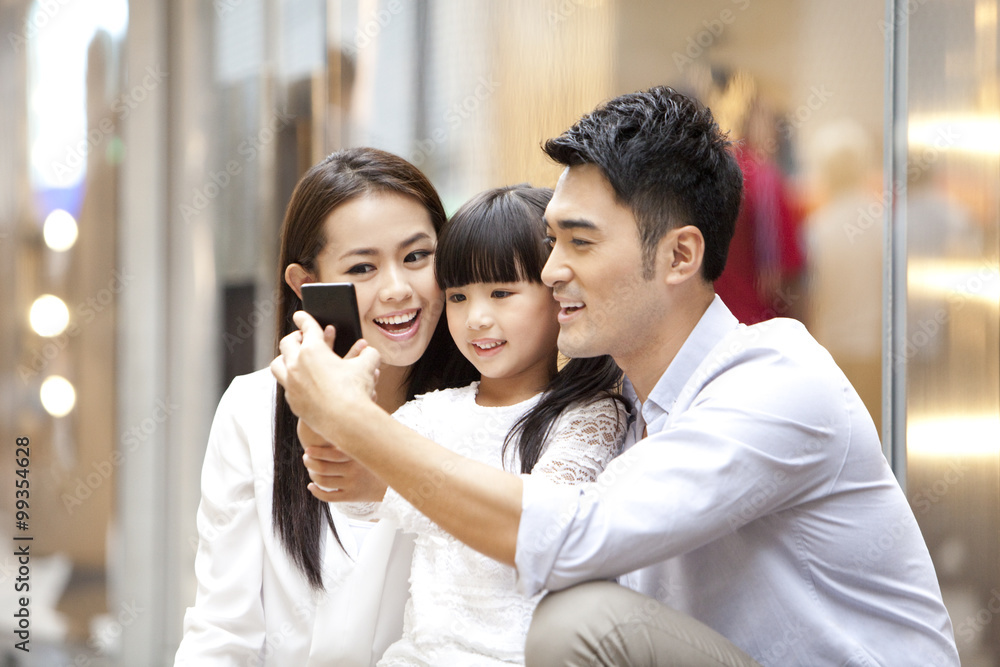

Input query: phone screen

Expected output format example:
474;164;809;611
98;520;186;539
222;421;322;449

300;283;363;357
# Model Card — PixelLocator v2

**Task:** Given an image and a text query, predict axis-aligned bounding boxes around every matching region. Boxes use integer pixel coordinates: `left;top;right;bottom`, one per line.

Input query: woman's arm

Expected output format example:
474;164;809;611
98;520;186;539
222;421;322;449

175;377;266;666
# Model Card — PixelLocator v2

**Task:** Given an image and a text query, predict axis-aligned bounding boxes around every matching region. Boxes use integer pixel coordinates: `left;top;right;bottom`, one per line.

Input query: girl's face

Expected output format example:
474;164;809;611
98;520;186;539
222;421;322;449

310;193;442;368
445;279;561;404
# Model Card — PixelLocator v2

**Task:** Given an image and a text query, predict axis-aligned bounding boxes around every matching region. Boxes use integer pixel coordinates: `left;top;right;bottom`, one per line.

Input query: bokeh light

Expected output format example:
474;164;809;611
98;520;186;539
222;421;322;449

43;209;79;251
29;294;71;337
40;375;76;417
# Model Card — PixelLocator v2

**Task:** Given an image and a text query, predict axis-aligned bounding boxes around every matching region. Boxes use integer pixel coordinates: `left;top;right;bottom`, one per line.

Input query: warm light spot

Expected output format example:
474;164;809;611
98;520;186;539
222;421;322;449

43;209;78;251
40;375;76;417
908;414;1000;458
29;294;70;337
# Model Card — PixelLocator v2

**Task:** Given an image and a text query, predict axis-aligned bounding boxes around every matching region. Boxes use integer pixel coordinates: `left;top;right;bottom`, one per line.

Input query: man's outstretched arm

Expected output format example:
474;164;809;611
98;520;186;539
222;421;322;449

270;310;522;565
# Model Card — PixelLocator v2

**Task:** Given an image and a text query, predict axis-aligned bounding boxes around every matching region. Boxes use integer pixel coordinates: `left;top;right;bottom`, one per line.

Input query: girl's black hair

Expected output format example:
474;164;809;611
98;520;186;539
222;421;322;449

274;148;476;590
435;184;630;474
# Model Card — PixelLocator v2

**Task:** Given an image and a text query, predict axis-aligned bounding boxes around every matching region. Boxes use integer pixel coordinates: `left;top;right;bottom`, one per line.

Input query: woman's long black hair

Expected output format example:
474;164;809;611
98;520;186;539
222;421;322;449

435;184;629;473
273;148;476;590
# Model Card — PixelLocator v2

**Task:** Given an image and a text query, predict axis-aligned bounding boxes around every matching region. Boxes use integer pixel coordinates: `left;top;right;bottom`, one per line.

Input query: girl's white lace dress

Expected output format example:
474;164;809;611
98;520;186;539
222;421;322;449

371;382;627;667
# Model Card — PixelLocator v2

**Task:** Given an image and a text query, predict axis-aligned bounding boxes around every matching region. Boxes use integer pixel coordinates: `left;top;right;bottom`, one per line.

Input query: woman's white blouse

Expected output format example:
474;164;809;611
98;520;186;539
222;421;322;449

174;368;413;667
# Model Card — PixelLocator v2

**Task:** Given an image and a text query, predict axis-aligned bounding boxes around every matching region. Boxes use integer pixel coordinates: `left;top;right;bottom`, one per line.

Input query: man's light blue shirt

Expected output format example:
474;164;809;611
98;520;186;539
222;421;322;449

516;296;958;666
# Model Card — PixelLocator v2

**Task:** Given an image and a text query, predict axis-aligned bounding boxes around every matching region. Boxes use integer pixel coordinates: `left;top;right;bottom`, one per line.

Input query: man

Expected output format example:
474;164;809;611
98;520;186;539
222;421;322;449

272;87;958;665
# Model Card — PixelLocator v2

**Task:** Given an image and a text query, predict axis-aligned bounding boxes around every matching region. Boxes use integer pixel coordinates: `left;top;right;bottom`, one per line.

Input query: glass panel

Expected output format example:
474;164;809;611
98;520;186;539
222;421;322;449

903;0;1000;663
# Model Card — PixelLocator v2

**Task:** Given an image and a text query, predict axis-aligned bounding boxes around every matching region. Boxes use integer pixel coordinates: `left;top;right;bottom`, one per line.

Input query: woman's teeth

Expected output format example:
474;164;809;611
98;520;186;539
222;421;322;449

374;311;418;332
375;313;416;326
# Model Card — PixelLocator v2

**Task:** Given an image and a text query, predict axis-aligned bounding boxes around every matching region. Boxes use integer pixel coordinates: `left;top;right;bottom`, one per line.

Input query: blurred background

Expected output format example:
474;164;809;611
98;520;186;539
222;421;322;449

0;0;997;664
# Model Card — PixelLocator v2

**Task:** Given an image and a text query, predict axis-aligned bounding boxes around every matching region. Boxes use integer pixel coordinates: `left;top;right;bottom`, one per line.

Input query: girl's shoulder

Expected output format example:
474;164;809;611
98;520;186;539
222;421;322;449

411;381;480;405
560;394;630;422
392;382;479;419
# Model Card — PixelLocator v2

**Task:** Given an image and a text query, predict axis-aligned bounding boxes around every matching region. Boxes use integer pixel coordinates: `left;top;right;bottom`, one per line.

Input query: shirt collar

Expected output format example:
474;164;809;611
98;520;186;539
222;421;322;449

639;295;740;418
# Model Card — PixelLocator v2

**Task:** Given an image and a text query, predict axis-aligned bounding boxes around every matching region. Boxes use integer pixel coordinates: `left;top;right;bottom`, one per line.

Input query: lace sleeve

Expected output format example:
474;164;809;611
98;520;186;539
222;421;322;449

530;397;628;486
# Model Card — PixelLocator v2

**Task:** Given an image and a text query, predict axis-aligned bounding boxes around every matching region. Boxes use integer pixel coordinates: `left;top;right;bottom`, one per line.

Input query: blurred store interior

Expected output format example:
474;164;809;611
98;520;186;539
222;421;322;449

0;0;997;664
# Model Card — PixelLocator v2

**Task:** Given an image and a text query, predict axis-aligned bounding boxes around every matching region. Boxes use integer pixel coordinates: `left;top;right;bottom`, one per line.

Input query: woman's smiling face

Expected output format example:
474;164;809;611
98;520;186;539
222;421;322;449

310;192;443;368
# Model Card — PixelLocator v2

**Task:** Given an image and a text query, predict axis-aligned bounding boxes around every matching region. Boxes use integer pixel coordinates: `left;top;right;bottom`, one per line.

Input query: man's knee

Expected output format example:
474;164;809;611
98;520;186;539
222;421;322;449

525;581;625;666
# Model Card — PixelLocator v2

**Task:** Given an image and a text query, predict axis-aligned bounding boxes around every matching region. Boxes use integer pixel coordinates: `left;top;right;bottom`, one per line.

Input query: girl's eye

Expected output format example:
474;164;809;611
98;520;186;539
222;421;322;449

447;293;466;303
491;290;513;299
405;249;433;263
347;263;375;275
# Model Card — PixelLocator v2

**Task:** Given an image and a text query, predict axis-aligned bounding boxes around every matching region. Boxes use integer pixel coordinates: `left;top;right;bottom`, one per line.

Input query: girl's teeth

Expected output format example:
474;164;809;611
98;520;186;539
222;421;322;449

475;341;504;349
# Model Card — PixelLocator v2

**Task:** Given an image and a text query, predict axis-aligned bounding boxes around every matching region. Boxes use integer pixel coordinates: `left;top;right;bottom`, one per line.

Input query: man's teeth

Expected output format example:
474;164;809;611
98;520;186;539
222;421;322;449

375;313;416;325
474;341;504;350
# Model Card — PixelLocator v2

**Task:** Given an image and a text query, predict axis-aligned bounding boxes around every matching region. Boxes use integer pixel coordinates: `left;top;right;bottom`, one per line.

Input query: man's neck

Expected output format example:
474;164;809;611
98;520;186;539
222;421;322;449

619;290;714;403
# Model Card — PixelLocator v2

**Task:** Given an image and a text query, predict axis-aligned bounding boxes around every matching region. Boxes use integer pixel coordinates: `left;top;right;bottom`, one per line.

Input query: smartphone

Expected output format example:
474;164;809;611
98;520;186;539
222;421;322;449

300;282;363;357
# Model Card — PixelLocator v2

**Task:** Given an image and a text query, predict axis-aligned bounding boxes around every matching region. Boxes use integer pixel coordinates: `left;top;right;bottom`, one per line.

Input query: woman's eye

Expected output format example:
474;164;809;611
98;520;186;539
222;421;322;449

405;249;433;263
543;235;555;248
570;238;591;247
346;263;375;275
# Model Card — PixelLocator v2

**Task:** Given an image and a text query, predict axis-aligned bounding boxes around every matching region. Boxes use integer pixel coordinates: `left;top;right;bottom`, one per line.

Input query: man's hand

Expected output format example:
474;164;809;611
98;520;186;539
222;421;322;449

270;310;381;443
297;420;388;502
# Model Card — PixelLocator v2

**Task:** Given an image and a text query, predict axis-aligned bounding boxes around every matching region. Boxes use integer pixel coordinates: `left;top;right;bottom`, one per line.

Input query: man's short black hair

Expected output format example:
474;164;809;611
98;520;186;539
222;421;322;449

543;86;743;281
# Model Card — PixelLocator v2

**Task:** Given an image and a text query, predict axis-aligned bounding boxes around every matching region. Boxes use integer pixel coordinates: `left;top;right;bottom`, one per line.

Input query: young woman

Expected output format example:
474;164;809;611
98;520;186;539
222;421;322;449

344;185;629;666
174;148;475;666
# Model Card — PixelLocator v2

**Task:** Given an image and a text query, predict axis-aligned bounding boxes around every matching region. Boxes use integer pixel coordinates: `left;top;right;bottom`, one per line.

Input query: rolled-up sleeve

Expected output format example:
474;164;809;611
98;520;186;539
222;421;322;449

514;475;588;596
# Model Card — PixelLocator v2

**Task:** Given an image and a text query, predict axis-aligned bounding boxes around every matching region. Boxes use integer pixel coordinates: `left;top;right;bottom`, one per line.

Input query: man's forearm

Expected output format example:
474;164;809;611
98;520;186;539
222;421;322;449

316;400;523;565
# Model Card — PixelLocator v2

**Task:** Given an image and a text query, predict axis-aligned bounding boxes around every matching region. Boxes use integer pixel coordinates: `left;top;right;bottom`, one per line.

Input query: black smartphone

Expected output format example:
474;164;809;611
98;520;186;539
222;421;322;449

300;282;363;357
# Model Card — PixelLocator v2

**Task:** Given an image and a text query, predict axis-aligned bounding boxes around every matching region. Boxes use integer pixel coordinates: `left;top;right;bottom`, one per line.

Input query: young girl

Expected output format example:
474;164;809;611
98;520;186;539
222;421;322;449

175;148;476;666
370;184;629;665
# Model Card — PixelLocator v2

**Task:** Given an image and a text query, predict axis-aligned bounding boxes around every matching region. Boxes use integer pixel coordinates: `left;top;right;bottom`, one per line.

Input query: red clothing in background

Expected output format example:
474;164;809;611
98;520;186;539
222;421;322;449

715;149;804;324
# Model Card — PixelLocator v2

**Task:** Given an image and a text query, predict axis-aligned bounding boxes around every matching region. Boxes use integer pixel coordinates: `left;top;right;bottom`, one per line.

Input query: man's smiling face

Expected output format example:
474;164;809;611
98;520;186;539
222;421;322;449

541;164;672;368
